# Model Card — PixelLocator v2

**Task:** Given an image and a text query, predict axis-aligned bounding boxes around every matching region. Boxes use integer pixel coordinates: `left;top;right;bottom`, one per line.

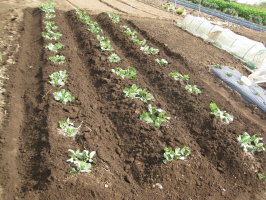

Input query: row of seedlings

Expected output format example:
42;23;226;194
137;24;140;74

107;13;202;96
106;12;266;179
106;12;191;163
76;9;190;164
213;64;266;181
76;10;265;180
39;1;96;174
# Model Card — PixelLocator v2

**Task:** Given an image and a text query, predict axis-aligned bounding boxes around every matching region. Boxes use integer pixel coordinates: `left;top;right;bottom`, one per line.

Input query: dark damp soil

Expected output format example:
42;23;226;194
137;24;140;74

0;8;265;200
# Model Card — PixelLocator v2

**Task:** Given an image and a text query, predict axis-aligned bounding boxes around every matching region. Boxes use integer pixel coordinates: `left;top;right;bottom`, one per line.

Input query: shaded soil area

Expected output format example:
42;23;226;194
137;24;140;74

0;8;265;200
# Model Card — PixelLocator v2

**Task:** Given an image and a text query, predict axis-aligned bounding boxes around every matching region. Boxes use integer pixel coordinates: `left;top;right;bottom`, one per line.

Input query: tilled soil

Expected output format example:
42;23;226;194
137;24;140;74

0;8;265;200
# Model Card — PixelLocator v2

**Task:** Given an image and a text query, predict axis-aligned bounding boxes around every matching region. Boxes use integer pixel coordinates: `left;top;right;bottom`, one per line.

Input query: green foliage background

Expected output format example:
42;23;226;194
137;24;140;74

187;0;266;25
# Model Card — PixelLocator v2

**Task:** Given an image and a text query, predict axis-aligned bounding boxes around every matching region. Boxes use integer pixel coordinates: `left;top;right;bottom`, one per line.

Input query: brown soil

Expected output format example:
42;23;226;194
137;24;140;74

0;7;265;200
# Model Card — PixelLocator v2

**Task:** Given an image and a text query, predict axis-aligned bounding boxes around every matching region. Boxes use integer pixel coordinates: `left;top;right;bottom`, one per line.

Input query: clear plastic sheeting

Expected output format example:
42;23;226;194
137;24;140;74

211;65;266;113
235;0;266;5
179;15;266;83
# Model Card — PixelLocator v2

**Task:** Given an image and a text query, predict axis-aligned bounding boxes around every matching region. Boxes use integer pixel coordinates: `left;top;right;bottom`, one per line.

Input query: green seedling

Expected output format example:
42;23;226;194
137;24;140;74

67;149;96;173
97;36;113;51
76;8;90;22
43;21;58;31
49;70;68;86
108;53;121;63
214;64;222;69
41;31;62;40
99;40;113;51
83;16;92;25
176;8;186;15
76;8;86;19
123;84;154;103
140;45;159;55
258;173;266;183
45;13;56;19
48;55;65;64
96;35;108;42
45;23;58;31
169;72;190;82
155;58;168;66
124;27;137;37
39;0;55;13
162;3;176;12
130;35;146;45
163;146;190;163
106;12;120;23
237;132;265;154
53;89;75;104
76;9;92;25
45;42;64;53
140;104;170;128
120;25;128;29
237;80;244;85
185;84;202;95
88;23;103;34
254;92;260;96
111;66;137;79
210;102;234;124
58;118;80;137
226;72;233;77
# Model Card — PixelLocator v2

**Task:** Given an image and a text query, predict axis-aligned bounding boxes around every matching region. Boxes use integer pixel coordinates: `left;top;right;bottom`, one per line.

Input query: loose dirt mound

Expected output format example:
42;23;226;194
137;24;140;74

0;8;265;200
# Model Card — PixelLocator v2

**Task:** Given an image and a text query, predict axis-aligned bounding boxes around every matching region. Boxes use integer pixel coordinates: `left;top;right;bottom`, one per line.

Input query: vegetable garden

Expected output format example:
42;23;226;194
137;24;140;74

0;1;265;200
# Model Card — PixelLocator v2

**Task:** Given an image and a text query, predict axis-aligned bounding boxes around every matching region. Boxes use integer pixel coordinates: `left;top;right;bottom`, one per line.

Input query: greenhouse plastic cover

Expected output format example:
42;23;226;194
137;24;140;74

179;15;266;83
211;65;266;113
235;0;266;5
